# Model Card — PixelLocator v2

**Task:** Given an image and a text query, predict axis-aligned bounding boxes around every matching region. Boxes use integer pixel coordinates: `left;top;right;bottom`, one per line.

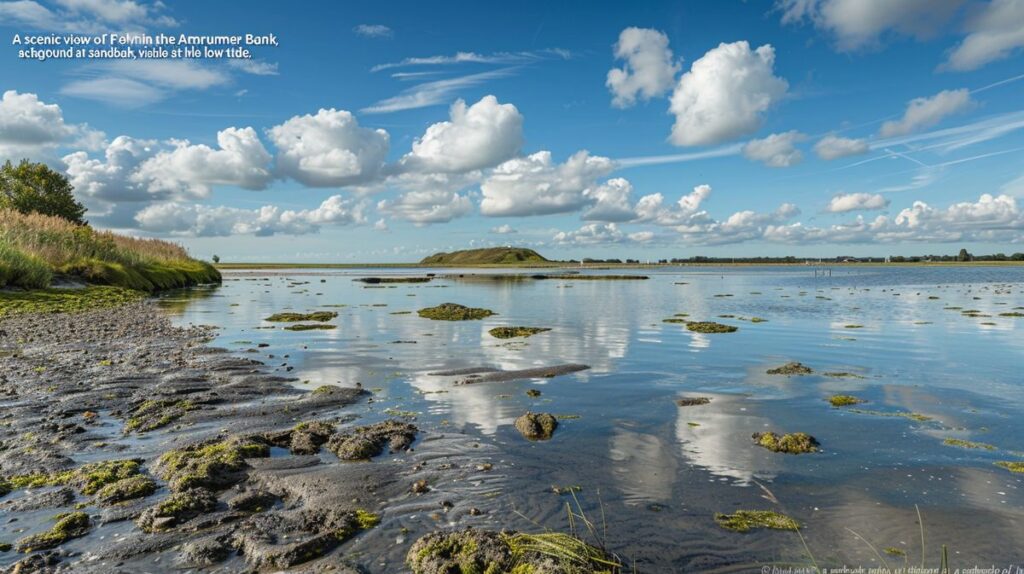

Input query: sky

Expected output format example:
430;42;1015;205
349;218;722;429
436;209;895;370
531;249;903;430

2;0;1024;262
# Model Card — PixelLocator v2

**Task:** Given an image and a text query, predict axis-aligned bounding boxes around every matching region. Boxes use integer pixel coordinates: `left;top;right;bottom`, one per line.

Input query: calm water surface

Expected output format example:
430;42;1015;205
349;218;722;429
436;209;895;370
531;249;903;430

161;265;1024;572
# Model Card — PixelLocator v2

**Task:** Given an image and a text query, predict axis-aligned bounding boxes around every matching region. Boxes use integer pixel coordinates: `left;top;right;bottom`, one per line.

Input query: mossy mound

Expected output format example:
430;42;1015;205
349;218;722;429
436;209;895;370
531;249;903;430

489;326;551;339
514;412;558;441
124;399;198;433
15;512;90;552
264;311;337;322
685;321;737;333
418;303;495;321
95;474;157;505
714;510;799;533
155;438;269;492
676;397;711;407
827;395;864;407
1;459;146;498
264;421;336;455
283;323;337;331
420;247;548;265
326;420;418;461
995;461;1024;473
0;286;145;318
753;432;820;454
766;362;813;375
136;488;218;532
407;529;619;574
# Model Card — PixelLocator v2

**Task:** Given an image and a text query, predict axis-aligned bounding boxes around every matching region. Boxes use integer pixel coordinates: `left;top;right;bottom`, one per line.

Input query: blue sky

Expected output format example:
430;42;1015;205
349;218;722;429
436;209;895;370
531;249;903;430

2;0;1024;261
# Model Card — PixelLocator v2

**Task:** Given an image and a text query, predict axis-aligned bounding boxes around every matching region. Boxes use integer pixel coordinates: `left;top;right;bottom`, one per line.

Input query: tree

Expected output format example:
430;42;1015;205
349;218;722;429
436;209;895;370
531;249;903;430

957;248;971;262
212;254;221;264
0;160;86;224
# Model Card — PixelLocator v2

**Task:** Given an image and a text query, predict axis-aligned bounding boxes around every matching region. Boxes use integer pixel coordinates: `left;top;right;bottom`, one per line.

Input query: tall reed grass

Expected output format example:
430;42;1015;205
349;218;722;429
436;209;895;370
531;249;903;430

0;209;220;290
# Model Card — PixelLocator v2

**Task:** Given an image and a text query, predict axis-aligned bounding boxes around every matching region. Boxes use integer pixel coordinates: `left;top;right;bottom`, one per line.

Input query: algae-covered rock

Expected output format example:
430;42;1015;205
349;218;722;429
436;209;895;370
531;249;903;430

95;474;156;505
15;512;90;552
753;432;820;454
488;326;551;339
283;323;337;331
827;395;864;407
136;488;218;532
686;321;738;334
1;459;146;498
514;412;558;441
995;461;1024;473
417;303;495;321
326;420;418;460
676;397;711;407
265;311;337;322
942;438;996;450
230;508;379;570
263;420;336;455
714;510;799;533
155;437;269;492
766;362;813;375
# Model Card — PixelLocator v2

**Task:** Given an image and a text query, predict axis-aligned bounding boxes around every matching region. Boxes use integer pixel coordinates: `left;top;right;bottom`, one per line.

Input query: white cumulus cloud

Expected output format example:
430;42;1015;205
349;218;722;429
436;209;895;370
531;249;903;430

742;131;806;167
582;177;636;222
0;90;104;158
480;150;615;217
268;108;389;187
669;41;788;147
606;27;680;108
880;89;972;137
377;190;473;224
777;0;964;51
813;134;869;160
945;0;1024;71
826;192;890;212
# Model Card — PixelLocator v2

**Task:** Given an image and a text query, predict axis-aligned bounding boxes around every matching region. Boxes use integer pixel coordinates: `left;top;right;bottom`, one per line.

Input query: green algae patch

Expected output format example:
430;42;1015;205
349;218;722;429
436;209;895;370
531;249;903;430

753;432;820;454
827;395;864;407
526;389;542;398
514;412;559;441
326;420;418;460
125;399;198;433
407;528;620;574
844;324;864;329
95;474;157;504
823;371;865;379
995;461;1024;473
686;321;738;333
264;311;337;322
0;286;144;317
156;438;269;492
767;362;813;375
418;303;495;321
283;323;337;331
998;312;1024;317
884;547;907;557
357;277;431;284
847;409;932;422
489;326;551;339
676;397;711;407
662;317;688;324
943;438;996;450
15;512;90;552
714;510;799;533
2;459;145;497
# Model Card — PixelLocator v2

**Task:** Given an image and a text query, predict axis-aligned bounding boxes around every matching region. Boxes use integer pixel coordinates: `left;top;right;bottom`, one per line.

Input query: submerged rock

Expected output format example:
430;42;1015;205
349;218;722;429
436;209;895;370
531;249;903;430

264;311;337;322
15;512;91;552
685;321;738;334
714;510;799;532
676;397;711;407
417;303;495;321
827;395;864;407
514;412;558;441
283;323;336;331
488;326;551;339
136;488;218;532
326;420;418;460
766;362;813;375
752;432;820;454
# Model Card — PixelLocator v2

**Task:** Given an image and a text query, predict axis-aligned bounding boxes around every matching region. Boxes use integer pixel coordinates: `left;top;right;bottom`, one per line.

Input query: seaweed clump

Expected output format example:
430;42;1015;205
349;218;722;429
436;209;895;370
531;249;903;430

1;459;149;499
488;326;551;339
407;528;619;574
685;321;738;334
283;323;336;331
714;510;799;533
676;397;711;407
136;488;218;532
14;512;91;552
514;412;558;441
753;432;820;454
155;437;269;492
942;438;996;450
827;395;864;407
418;303;495;321
124;399;198;433
995;461;1024;473
326;420;418;460
264;311;337;322
766;362;813;375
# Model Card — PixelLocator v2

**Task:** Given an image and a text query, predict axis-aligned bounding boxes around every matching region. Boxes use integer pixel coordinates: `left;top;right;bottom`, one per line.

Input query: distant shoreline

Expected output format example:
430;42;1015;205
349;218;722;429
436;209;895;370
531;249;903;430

214;260;1024;270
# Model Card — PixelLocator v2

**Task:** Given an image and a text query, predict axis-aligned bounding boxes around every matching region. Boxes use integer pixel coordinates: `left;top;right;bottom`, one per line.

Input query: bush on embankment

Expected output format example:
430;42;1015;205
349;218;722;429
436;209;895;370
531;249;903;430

0;209;220;291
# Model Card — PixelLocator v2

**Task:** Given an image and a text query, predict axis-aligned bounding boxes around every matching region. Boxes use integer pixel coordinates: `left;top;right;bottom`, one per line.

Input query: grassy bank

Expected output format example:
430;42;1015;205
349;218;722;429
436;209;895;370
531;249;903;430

215;260;1024;270
0;209;220;291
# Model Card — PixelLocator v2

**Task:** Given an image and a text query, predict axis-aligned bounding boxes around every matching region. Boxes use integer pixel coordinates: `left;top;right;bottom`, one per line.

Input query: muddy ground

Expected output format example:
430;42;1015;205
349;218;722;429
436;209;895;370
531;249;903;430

0;303;503;573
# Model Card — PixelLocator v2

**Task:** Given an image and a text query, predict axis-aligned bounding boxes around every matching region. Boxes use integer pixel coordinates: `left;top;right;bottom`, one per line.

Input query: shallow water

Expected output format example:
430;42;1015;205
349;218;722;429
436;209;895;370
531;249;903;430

160;265;1024;571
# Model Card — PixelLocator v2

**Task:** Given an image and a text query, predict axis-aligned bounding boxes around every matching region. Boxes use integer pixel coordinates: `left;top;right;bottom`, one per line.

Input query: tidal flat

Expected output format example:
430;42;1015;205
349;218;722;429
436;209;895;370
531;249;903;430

2;265;1023;572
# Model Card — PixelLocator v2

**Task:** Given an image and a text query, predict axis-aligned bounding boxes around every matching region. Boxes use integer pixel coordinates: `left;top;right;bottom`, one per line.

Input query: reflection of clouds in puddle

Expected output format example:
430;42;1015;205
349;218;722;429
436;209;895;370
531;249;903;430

674;395;779;485
609;426;677;505
687;332;710;351
405;372;521;435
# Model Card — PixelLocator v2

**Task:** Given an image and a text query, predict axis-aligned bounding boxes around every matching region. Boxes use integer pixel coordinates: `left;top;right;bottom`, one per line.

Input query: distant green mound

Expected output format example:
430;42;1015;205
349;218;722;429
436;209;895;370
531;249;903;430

420;247;549;266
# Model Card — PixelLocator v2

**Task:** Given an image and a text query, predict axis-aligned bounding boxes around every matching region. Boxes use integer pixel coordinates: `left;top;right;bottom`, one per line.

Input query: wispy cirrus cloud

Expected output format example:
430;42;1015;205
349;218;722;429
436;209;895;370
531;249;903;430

370;49;571;73
361;68;518;114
